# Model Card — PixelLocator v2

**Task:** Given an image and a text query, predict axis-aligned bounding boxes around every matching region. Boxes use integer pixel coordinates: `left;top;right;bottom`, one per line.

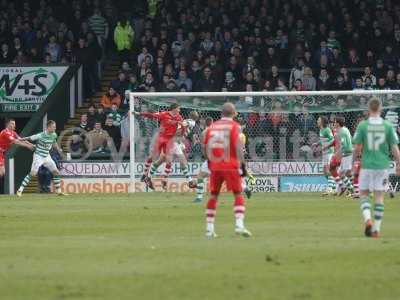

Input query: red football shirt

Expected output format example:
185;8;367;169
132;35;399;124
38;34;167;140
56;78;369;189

0;128;19;153
140;111;183;138
204;118;241;171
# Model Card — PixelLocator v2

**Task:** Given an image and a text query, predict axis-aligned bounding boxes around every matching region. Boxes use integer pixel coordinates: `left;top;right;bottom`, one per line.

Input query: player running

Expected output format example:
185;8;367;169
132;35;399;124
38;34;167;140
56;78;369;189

353;97;400;238
16;120;66;196
135;103;183;189
203;102;251;238
148;111;199;188
0;119;35;191
334;116;354;195
314;116;336;195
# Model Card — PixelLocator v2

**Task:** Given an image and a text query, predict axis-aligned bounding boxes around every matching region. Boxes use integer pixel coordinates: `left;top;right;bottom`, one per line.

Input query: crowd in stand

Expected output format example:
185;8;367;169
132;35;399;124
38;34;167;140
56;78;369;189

110;0;400;94
3;0;400;160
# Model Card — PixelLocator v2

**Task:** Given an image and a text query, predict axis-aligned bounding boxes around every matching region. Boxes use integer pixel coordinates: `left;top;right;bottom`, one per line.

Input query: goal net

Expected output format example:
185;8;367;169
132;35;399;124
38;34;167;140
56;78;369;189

129;91;400;193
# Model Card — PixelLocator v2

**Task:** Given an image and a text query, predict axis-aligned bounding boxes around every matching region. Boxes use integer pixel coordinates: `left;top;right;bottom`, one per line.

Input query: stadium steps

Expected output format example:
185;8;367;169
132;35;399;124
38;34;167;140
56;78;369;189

23;58;121;193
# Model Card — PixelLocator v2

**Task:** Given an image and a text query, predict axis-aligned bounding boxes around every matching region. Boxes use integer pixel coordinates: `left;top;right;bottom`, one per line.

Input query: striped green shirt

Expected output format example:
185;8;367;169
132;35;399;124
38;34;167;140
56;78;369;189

30;131;58;158
88;15;108;37
338;126;353;156
319;127;334;155
108;111;122;126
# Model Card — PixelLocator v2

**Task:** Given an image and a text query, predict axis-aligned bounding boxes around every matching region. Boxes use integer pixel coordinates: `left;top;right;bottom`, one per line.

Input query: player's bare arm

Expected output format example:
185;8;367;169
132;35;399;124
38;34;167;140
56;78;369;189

352;144;362;174
201;128;208;160
334;134;342;159
52;142;64;157
321;140;334;152
13;139;35;151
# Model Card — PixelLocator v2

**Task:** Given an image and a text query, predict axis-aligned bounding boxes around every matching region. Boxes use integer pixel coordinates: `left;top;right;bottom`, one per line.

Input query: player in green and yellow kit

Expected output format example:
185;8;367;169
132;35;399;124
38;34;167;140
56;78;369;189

334;116;354;196
315;116;336;194
16;120;66;196
353;98;400;238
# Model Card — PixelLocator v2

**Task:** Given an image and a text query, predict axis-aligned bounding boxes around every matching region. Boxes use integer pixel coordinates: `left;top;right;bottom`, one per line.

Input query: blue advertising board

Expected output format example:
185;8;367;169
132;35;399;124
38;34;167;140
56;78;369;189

280;176;328;192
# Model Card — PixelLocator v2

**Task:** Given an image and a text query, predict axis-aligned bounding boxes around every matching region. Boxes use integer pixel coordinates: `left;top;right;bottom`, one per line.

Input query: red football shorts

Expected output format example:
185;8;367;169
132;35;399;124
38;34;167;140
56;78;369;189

330;155;341;169
0;153;4;167
209;169;242;194
154;136;173;155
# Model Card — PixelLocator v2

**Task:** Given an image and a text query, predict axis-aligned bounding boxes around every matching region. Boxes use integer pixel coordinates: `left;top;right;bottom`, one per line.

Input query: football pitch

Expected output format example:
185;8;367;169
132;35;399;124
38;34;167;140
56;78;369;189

1;193;400;300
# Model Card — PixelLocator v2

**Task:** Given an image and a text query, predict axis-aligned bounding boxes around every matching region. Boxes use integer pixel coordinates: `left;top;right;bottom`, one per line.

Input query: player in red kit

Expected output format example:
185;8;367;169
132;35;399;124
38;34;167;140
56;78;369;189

134;103;183;189
0;119;34;192
203;102;251;238
323;124;343;195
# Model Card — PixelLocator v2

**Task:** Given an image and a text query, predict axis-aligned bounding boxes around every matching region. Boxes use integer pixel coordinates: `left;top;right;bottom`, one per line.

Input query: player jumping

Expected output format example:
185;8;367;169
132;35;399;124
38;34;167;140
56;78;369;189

334;116;354;196
353;97;400;238
148;111;199;188
135;103;183;189
16;120;66;196
0;119;35;192
203;102;251;238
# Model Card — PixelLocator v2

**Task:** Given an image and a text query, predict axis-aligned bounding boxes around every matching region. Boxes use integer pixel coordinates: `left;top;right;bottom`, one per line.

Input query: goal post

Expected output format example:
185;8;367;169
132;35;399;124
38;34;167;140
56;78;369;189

128;90;400;193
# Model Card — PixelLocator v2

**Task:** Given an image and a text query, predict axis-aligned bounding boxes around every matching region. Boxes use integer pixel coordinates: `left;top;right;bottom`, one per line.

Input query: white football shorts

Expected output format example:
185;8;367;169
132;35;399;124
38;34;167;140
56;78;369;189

30;154;58;175
359;169;389;192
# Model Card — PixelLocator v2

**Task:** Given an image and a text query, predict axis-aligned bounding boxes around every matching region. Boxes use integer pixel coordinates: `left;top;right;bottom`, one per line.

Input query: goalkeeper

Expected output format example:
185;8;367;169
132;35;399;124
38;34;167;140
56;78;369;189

190;122;255;202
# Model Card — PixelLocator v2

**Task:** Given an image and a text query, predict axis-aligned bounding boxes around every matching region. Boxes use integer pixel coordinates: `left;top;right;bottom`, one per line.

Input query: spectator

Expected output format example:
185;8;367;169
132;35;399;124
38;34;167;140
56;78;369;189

104;117;121;149
120;113;130;152
63;41;76;63
353;78;364;90
44;35;61;63
75;37;98;98
346;48;361;68
361;66;377;87
195;67;218;92
374;59;387;79
86;121;112;153
222;71;239;91
111;71;129;98
297;110;315;136
88;8;109;50
96;105;107;125
114;16;134;63
175;70;193;91
289;59;305;89
140;72;156;91
301;67;316;91
292;79;305;91
101;87;122;109
327;31;341;52
317;69;332;91
386;69;397;89
377;78;389;90
333;74;352;90
87;105;97;129
275;78;288;91
0;43;13;63
78;113;90;131
107;104;122;126
266;65;281;89
137;47;153;67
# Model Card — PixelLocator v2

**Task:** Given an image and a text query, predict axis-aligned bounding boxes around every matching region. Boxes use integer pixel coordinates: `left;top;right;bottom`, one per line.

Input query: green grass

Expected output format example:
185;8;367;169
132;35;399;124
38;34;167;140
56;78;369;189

0;193;400;300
